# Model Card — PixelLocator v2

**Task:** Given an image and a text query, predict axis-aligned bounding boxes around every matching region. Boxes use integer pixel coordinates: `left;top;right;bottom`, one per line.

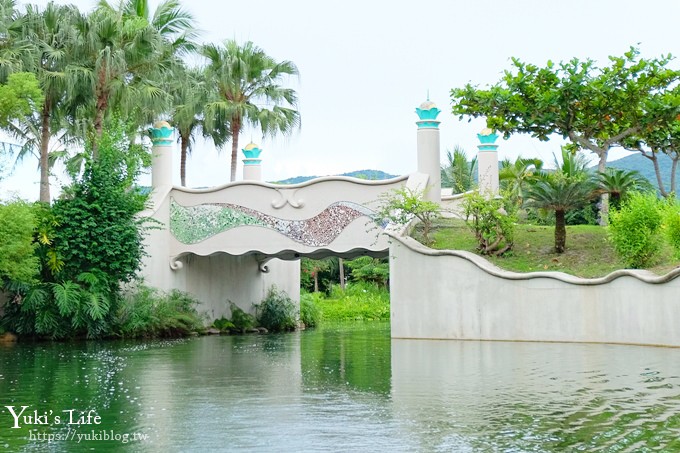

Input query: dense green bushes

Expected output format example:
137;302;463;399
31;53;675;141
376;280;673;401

256;287;297;332
117;287;204;338
300;295;321;327
0;126;152;339
303;283;390;322
609;192;664;267
463;192;515;256
228;302;256;332
609;193;680;267
0;201;39;283
662;201;680;259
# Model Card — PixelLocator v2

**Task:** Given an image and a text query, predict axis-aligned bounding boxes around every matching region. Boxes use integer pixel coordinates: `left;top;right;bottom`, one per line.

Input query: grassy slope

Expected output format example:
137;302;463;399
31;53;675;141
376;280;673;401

427;218;679;278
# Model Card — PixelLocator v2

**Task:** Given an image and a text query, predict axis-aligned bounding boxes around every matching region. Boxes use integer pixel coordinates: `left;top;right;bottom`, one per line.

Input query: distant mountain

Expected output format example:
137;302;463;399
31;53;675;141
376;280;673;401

273;169;398;185
599;153;675;191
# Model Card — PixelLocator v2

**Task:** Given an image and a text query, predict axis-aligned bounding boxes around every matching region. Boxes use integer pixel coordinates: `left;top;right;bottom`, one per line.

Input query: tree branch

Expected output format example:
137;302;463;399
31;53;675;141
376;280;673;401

603;126;640;149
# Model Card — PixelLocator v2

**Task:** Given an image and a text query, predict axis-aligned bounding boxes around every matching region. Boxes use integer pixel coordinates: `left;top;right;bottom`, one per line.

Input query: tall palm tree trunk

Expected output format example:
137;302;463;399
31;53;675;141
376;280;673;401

39;102;51;203
180;134;189;186
555;209;566;253
229;116;240;182
92;67;109;159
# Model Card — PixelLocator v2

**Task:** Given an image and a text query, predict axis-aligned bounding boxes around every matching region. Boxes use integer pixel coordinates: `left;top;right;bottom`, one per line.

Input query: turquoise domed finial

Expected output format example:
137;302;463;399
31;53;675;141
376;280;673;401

415;100;441;129
477;127;499;151
242;143;263;165
150;121;174;145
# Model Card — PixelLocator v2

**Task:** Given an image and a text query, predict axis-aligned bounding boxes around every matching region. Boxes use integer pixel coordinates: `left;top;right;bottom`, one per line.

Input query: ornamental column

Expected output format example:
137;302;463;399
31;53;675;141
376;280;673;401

415;100;441;204
477;127;499;196
150;121;174;189
242;143;263;181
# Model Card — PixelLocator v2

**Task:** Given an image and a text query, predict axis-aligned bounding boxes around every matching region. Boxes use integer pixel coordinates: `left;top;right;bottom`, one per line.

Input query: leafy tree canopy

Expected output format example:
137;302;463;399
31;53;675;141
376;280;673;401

451;48;680;166
451;48;680;223
0;72;43;127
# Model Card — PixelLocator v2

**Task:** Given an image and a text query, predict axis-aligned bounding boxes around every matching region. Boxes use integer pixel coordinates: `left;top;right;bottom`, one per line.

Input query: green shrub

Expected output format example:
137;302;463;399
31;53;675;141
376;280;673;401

345;256;389;287
255;287;297;332
0;200;39;283
463;192;515;255
51;136;148;291
212;317;235;332
116;286;203;338
312;282;390;322
609;192;663;268
376;186;441;245
662;200;680;259
229;302;255;332
300;294;321;328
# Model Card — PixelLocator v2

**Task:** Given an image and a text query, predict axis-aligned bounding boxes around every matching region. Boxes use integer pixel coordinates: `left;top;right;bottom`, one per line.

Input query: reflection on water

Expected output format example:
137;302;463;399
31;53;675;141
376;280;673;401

391;339;680;452
0;323;679;452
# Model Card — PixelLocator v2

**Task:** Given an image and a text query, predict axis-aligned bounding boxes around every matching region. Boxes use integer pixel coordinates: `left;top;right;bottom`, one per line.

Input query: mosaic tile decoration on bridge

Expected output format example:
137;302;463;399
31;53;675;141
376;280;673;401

169;199;379;246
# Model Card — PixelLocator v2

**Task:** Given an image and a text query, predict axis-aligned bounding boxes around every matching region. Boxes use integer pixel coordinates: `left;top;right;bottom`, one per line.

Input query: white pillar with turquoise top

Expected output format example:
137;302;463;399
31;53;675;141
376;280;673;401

415;100;441;204
477;127;499;196
242;143;263;181
150;121;174;189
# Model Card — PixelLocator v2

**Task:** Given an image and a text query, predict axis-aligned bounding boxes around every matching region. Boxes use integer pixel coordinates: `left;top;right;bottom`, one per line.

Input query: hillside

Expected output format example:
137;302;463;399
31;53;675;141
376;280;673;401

273;169;398;184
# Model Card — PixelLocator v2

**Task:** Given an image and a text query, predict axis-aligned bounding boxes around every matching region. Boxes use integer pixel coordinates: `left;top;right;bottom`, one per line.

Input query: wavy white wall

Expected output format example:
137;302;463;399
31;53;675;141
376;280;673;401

389;235;680;347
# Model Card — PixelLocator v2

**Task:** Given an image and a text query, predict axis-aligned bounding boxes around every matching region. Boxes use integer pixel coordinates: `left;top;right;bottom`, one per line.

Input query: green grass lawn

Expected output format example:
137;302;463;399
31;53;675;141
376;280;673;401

423;218;679;278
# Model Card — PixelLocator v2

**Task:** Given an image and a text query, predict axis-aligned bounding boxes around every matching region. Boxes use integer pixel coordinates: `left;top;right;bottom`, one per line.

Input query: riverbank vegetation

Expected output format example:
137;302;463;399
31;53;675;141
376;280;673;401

299;256;390;323
0;125;206;339
302;283;390;322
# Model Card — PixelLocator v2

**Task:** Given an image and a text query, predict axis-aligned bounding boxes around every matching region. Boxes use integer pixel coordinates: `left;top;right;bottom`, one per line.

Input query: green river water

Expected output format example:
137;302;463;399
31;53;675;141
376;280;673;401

1;322;679;452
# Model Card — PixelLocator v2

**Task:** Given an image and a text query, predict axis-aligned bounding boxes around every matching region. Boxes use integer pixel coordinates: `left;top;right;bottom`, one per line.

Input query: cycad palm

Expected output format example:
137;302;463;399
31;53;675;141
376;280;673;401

203;39;300;182
597;168;652;210
524;150;596;253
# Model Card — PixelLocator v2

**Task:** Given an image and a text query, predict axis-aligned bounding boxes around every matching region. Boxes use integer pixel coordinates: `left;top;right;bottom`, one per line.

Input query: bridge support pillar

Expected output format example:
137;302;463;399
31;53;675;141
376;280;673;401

415;100;441;204
477;128;500;197
150;121;174;189
242;143;263;181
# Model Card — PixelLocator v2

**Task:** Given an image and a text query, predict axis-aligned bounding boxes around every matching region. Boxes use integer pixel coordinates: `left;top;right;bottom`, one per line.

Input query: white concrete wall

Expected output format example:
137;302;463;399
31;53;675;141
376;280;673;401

172;254;300;320
389;234;680;347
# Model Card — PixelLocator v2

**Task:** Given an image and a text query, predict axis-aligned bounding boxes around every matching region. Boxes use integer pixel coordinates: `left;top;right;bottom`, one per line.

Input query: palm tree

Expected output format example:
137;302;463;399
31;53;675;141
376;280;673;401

597;168;652;210
9;3;80;203
441;145;476;193
168;65;228;186
202;39;300;182
0;0;27;78
523;150;596;253
67;6;166;156
499;156;543;205
98;0;198;57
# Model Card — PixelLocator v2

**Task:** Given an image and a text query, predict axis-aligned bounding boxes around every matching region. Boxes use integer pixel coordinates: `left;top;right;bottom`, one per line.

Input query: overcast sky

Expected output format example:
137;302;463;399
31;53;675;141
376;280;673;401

4;0;680;198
